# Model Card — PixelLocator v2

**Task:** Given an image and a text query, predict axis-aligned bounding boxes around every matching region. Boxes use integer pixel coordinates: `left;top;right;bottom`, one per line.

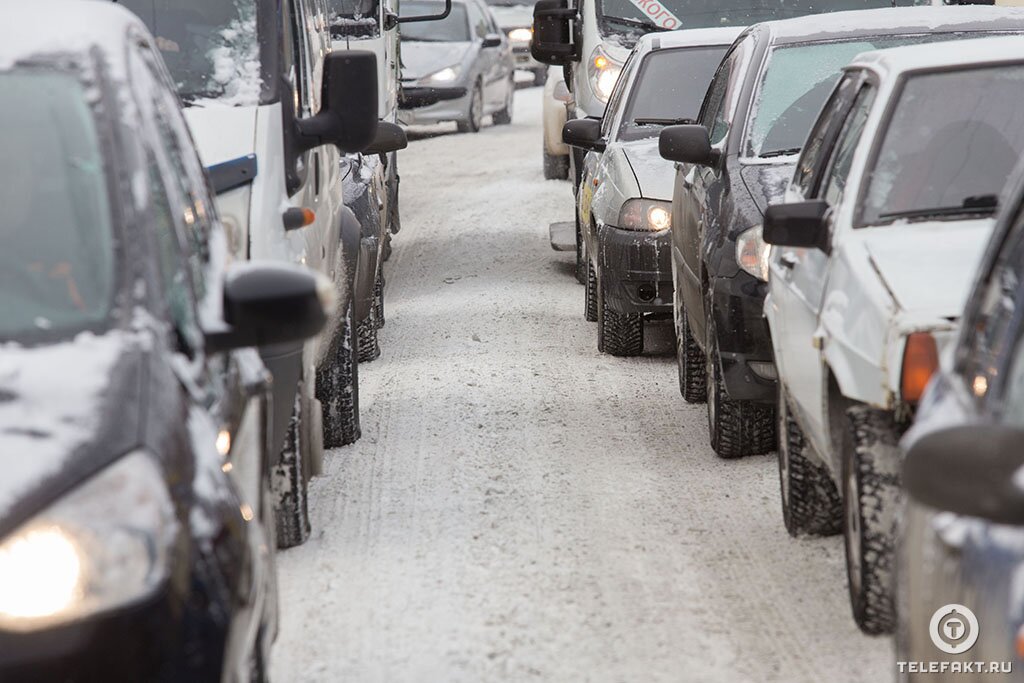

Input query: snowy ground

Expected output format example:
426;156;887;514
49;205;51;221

271;87;893;682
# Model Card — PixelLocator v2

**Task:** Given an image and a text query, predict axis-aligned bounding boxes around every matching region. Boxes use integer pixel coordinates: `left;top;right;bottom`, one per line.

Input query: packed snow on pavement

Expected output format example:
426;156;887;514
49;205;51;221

270;87;892;682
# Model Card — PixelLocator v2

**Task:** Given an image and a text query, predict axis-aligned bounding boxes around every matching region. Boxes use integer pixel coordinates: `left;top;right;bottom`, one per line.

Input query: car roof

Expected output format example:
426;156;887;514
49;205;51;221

637;27;746;52
0;0;140;76
849;34;1024;79
756;6;1024;46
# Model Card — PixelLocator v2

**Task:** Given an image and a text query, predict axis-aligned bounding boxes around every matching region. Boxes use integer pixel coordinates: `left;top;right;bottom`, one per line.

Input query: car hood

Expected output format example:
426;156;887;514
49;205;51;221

865;218;996;319
0;331;145;535
183;104;258;167
488;4;532;28
621;137;675;200
739;161;796;214
400;42;472;81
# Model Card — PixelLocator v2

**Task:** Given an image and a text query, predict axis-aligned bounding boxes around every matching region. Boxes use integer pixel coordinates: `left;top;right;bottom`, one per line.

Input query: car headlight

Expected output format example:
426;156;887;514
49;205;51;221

587;46;621;104
0;451;176;632
508;27;532;43
422;66;460;84
618;199;672;232
736;225;771;282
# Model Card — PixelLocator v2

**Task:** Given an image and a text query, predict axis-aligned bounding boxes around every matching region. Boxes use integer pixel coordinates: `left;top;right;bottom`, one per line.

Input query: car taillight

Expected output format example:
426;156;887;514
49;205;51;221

901;332;939;404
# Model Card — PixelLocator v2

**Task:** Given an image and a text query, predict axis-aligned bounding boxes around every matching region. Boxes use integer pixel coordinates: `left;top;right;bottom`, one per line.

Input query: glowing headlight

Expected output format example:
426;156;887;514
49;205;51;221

424;66;459;84
618;199;673;232
587;46;622;104
736;225;771;282
0;452;176;632
508;27;532;43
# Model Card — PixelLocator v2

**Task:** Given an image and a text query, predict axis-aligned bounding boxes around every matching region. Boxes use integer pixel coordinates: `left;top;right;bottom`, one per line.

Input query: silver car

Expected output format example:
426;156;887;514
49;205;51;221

399;0;515;132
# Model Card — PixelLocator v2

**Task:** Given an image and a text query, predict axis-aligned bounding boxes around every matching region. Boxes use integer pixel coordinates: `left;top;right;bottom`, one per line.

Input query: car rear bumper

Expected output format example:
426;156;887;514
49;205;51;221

709;272;777;404
596;224;672;315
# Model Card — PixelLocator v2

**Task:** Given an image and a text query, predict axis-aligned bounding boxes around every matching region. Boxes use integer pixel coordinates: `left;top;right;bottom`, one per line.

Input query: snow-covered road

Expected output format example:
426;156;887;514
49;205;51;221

271;87;892;682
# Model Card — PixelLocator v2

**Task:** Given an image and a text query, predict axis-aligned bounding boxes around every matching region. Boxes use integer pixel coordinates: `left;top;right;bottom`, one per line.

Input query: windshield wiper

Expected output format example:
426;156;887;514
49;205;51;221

759;147;801;159
602;15;670;32
879;195;999;221
633;117;695;126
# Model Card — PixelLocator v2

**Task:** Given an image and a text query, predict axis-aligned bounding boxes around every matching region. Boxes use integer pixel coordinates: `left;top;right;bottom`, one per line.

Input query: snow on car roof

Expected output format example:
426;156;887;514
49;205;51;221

759;5;1024;45
0;0;142;72
636;26;746;52
849;35;1024;79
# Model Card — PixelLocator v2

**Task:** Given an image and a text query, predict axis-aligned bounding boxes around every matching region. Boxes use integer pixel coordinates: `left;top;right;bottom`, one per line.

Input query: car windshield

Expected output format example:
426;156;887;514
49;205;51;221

0;71;116;341
862;64;1024;225
619;45;729;141
328;0;380;38
117;0;264;105
597;0;926;36
401;2;471;41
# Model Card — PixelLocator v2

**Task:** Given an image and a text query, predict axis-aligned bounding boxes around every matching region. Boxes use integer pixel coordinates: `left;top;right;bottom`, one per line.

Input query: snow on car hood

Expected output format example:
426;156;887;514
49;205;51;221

183;104;258;167
740;162;797;214
400;42;471;81
0;331;143;526
488;4;532;28
621;138;675;201
865;218;995;320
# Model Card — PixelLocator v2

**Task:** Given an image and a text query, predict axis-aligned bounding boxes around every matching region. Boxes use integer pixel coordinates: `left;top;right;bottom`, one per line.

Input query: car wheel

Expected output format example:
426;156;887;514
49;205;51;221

492;78;514;125
357;315;380;363
457;81;483;133
585;259;598;322
597;277;643;356
316;296;361;448
272;394;311;549
842;404;902;635
574;214;586;284
533;68;549;87
674;298;706;404
778;383;842;537
543;150;570;180
705;318;775;458
374;270;385;329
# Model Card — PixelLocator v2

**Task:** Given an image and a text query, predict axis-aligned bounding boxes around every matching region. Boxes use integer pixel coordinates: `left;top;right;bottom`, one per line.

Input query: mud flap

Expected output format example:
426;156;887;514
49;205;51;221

549;221;575;251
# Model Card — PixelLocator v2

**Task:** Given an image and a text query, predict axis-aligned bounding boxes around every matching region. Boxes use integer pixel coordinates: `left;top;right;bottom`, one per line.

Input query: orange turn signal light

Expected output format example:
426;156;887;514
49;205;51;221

594;55;609;70
282;207;316;231
901;332;939;404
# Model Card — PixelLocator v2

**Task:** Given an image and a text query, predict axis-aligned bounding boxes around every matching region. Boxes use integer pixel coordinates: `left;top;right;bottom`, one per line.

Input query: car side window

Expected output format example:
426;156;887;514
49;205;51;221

701;46;740;147
601;52;638;139
793;74;859;198
820;85;875;206
468;1;488;39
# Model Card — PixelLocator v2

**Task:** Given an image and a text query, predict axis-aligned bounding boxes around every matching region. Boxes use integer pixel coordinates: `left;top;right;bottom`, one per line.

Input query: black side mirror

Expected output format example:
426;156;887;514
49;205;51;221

532;0;579;66
562;118;604;152
295;51;379;155
363;122;408;155
398;0;453;23
206;264;329;354
482;34;502;49
904;423;1024;525
658;125;716;166
763;200;831;253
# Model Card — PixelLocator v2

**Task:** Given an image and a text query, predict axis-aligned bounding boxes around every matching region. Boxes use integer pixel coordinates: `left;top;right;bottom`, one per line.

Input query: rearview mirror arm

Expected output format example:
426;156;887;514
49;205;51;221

398;0;452;23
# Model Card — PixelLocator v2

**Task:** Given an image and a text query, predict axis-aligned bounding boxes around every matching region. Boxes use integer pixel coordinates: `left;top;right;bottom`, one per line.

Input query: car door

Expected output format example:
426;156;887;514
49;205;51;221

772;76;876;459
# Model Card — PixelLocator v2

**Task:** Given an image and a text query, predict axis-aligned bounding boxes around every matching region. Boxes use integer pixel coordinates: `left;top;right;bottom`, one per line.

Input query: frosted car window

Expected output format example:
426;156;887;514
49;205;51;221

821;85;874;206
0;71;115;340
402;2;471;41
861;65;1024;226
792;73;858;198
618;45;729;142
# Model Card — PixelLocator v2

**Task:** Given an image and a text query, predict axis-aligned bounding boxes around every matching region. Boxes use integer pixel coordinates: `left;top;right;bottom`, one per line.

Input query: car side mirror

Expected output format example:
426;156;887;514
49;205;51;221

904;423;1024;525
763;200;831;253
363;121;408;155
398;0;452;23
295;51;379;155
532;0;579;66
482;33;502;49
562;118;604;152
206;264;329;354
658;125;716;166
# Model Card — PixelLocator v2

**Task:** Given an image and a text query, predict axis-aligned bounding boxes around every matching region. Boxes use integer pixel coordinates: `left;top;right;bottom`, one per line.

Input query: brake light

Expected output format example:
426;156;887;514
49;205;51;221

901;332;939;403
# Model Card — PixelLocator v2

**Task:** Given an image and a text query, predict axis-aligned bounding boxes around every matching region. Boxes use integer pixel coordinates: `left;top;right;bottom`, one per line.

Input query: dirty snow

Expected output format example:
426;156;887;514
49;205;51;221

271;88;892;681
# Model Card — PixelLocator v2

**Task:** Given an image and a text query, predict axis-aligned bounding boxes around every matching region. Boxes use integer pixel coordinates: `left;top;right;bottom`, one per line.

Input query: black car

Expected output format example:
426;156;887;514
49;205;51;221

0;4;333;679
658;6;1023;459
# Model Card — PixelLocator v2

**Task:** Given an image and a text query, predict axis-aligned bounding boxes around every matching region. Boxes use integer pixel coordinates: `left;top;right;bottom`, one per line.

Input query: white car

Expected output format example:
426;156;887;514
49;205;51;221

564;27;743;356
764;32;1024;634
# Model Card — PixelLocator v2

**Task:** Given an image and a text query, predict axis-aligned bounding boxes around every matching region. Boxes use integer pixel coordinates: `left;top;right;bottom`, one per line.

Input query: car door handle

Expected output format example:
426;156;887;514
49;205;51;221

780;252;798;270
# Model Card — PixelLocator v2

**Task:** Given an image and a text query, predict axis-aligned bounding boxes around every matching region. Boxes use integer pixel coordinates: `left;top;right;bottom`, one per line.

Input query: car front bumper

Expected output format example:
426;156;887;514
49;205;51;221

709;272;776;404
595;224;673;315
398;85;469;125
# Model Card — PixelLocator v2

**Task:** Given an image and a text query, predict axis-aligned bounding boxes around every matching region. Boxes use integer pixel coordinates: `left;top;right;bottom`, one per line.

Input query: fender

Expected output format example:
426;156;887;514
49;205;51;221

338;205;362;314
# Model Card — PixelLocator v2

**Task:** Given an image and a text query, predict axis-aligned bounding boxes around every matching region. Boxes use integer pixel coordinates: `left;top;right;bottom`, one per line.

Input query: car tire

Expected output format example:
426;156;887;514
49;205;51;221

492;79;514;125
316;297;361;448
585;259;598;322
574;214;586;284
533;68;548;87
778;384;842;537
597;278;643;356
273;394;310;549
705;321;775;458
842;404;902;636
543;150;570;180
457;81;483;133
374;271;385;329
357;316;380;363
674;302;706;404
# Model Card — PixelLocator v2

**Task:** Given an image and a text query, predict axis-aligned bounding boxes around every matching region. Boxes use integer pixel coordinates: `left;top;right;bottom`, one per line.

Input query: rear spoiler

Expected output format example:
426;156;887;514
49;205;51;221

206;154;258;195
